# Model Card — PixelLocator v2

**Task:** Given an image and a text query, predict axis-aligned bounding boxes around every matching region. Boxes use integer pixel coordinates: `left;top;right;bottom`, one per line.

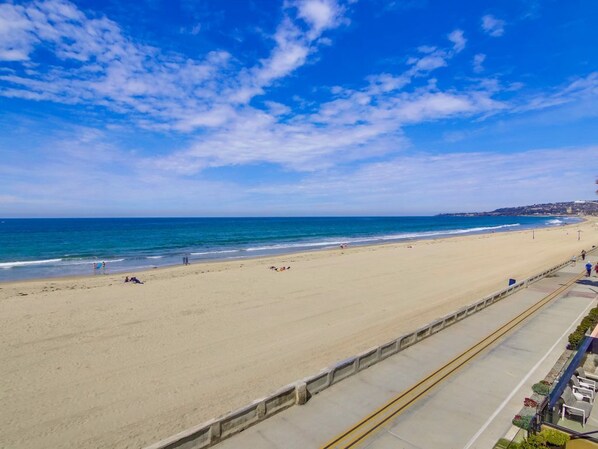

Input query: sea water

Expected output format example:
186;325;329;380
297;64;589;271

0;216;577;281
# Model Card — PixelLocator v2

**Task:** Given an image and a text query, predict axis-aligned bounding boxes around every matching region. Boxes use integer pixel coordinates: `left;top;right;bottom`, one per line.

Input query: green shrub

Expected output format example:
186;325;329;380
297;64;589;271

513;414;533;430
568;331;584;349
580;317;593;330
567;307;598;349
494;437;519;449
532;382;550;396
515;429;570;449
540;428;569;447
519;433;546;449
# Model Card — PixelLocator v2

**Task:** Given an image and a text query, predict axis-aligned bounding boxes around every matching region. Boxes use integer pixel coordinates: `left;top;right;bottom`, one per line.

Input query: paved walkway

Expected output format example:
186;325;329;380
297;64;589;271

217;256;598;449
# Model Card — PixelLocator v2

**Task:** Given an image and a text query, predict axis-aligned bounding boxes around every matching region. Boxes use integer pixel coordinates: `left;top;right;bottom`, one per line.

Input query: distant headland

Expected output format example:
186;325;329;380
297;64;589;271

440;200;598;217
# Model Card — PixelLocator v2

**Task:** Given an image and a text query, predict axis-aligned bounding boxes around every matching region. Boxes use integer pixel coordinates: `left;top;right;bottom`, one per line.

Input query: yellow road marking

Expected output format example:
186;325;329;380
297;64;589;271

321;271;585;449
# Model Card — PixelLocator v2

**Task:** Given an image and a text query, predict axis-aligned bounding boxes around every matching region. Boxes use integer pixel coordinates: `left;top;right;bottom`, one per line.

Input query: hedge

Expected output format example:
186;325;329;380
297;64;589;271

568;306;598;350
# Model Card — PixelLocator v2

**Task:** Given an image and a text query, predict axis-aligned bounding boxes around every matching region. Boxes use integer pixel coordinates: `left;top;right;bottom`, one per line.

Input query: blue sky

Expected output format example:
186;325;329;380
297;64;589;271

0;0;596;217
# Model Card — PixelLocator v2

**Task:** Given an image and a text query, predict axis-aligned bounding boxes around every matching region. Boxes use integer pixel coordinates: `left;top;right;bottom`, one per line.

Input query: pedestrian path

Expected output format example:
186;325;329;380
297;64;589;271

216;257;598;449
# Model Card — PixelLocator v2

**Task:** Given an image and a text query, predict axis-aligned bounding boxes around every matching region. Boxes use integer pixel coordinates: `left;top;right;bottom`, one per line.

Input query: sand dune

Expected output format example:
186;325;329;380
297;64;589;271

1;219;597;449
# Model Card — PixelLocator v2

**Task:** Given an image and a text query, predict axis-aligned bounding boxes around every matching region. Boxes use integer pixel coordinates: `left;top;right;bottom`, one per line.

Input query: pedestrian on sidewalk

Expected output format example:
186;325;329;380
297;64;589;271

586;262;593;276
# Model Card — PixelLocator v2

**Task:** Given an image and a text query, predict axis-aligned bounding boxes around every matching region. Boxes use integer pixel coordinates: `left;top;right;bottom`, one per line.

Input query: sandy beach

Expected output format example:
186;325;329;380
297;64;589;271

1;219;598;449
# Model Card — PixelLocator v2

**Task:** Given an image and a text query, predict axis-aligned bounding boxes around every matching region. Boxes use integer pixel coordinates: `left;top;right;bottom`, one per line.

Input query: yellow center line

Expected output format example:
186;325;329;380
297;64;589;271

320;271;585;449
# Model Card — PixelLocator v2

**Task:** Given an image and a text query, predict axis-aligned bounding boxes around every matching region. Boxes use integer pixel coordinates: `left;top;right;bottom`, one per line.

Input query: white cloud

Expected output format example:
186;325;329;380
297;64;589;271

392;91;484;122
0;0;499;174
173;105;237;132
130;28;516;176
0;0;348;131
366;73;411;94
297;0;344;39
410;54;447;71
142;71;598;178
264;101;292;116
481;15;505;37
0;3;36;61
151;76;505;174
447;29;466;53
417;45;436;54
515;72;598;112
235;1;348;105
6;121;594;217
191;23;202;35
473;53;486;73
0;124;261;216
246;145;598;214
254;17;311;85
0;0;236;126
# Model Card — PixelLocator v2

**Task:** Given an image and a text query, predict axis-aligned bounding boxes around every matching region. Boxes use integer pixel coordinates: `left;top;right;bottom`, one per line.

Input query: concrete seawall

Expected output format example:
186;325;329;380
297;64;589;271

144;255;583;449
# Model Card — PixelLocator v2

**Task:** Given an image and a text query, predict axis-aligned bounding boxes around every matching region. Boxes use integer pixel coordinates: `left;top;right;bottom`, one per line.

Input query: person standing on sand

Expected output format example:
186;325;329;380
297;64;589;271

582;250;586;260
586;262;593;276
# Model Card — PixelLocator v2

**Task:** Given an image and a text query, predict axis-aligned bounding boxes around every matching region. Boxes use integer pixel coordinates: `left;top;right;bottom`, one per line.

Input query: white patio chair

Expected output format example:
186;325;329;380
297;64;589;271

570;376;594;402
561;386;593;427
575;367;598;389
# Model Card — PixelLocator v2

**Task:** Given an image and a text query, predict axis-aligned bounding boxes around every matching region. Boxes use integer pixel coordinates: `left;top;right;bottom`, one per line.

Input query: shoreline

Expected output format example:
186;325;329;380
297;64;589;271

0;216;583;285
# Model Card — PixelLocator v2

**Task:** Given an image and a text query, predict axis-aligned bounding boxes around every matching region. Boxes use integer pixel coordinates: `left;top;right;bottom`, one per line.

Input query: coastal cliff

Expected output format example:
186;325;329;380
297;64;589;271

441;201;598;217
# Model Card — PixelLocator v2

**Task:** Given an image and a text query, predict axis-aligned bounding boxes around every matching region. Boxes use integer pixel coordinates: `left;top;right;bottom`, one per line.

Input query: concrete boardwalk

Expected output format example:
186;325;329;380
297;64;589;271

217;257;598;449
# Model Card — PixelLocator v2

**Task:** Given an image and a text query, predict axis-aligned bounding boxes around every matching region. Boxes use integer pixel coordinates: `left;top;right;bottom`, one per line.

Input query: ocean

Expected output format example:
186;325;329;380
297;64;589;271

0;216;576;282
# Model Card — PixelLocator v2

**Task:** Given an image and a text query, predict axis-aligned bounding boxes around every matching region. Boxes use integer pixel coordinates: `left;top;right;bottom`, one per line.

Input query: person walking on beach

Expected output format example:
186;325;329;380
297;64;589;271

582;250;586;261
586;262;593;277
